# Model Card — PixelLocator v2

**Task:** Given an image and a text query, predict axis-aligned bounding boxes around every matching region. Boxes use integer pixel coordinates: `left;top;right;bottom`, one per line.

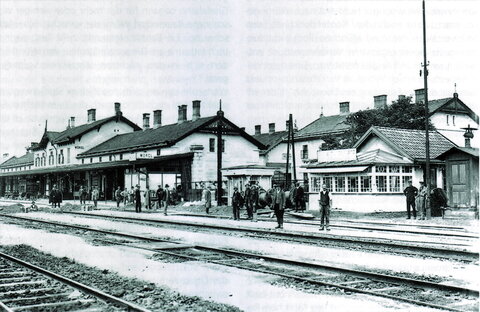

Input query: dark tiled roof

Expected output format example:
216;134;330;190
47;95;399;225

53;115;140;144
46;131;61;141
437;146;479;159
79;116;217;156
253;131;288;154
295;114;350;139
428;98;452;113
0;153;34;168
369;126;456;159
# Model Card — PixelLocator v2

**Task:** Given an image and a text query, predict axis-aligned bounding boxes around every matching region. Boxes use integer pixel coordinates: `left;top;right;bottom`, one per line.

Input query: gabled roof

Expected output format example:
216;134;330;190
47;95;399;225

436;146;479;159
0;153;34;168
78;114;266;157
354;126;457;160
428;96;479;123
305;149;410;168
253;131;288;154
295;114;350;140
53;115;141;145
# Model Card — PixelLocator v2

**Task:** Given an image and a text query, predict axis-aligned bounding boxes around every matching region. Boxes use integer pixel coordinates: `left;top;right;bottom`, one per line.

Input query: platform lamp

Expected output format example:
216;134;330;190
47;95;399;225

461;125;477;148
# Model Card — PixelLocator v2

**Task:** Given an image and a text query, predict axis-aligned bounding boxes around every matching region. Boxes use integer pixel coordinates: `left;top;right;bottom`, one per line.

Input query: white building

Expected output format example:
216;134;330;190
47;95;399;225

304;126;456;213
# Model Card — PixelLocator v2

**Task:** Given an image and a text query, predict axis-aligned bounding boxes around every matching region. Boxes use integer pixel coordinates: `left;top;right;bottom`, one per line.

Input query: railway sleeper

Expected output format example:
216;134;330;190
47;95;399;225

11;299;96;311
1;292;71;305
0;287;58;299
0;271;33;278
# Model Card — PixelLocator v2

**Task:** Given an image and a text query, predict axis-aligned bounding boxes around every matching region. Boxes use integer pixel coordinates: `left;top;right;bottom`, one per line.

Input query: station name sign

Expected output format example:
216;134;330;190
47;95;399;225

135;152;154;160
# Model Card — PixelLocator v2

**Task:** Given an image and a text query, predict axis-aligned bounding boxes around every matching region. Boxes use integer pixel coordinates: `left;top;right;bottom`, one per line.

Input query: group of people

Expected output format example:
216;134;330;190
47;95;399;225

403;180;430;220
132;184;171;215
231;182;261;221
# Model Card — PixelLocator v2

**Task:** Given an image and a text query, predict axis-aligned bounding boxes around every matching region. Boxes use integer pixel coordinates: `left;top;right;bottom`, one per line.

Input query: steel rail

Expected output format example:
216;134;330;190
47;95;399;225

1;213;477;298
0;251;152;312
62;211;478;259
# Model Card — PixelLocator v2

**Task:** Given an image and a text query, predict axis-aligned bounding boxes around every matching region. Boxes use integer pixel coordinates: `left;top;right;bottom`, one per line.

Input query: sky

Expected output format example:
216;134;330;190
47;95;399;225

1;0;479;157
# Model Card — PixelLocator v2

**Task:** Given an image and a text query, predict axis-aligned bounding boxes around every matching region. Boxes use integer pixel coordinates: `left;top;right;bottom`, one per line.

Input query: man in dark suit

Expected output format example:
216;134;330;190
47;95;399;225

244;184;253;219
271;184;285;229
403;180;418;219
319;184;331;231
295;183;305;211
134;185;142;213
163;184;170;216
232;186;242;220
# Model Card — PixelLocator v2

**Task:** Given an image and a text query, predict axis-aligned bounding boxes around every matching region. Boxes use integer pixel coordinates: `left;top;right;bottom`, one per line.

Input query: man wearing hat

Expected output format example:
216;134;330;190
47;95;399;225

232;186;242;220
403;180;418;219
164;184;171;216
416;181;428;220
271;184;286;229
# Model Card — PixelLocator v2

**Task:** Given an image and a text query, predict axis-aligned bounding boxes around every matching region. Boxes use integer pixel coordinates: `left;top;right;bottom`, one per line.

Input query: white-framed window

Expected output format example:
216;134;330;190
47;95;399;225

376;176;387;192
389;176;400;192
335;177;345;192
361;176;372;192
347;176;358;192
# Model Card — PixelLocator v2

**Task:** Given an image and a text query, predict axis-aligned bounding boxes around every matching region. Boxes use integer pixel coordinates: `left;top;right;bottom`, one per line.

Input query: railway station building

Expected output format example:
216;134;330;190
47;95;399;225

304;126;457;212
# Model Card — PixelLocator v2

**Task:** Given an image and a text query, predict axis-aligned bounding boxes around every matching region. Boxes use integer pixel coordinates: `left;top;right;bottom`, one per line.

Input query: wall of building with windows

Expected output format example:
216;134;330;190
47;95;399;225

306;164;439;212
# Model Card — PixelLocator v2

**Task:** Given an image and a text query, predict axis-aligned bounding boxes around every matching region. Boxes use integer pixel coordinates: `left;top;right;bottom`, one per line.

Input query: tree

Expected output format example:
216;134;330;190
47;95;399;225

321;96;435;149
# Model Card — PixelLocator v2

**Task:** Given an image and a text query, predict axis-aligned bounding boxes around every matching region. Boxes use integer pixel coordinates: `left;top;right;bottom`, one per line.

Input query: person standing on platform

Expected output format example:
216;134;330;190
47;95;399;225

295;183;305;211
144;186;152;210
416;181;428;220
121;188;128;206
115;186;123;208
403;180;418;219
232;186;242;220
134;185;142;213
250;182;259;222
163;184;170;216
156;185;164;210
271;184;285;229
319;184;331;231
79;186;86;205
244;184;253;219
129;186;134;203
92;186;99;209
203;185;212;214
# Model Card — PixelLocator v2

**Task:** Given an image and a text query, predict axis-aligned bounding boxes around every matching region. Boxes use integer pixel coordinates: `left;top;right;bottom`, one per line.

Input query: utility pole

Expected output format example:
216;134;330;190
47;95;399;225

216;100;224;205
422;0;431;218
290;114;297;185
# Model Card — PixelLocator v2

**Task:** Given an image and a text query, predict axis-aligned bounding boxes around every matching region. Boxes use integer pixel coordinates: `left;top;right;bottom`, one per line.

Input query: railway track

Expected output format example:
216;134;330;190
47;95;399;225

1;213;478;311
0;251;151;312
59;212;479;261
0;213;478;311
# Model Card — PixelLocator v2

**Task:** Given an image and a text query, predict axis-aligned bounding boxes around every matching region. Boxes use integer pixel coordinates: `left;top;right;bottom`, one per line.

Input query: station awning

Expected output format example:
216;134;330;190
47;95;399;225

307;166;369;173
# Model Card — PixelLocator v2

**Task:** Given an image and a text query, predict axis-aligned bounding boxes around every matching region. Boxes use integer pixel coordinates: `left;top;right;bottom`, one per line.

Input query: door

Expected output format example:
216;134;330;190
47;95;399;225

450;161;469;207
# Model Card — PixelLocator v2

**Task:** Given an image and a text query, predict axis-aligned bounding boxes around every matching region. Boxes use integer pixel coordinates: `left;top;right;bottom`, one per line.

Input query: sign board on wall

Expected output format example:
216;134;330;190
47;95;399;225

75;146;84;149
317;148;356;162
135;152;154;160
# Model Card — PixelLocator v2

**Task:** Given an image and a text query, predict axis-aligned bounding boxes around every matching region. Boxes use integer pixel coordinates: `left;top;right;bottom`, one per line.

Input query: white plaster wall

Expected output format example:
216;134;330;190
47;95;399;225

431;112;479;147
308;192;406;212
357;136;398;154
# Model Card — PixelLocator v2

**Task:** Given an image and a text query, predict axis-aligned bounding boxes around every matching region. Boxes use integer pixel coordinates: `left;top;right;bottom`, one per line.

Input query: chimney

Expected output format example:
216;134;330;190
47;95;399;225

178;105;187;124
398;95;406;101
373;95;387;109
254;125;261;135
463;125;474;148
70;117;75;128
67;119;71;129
143;113;150;130
240;127;245;131
415;88;425;104
153;110;162;128
339;102;350;114
192;100;201;121
269;123;275;134
87;109;96;123
114;102;122;116
453;92;458;99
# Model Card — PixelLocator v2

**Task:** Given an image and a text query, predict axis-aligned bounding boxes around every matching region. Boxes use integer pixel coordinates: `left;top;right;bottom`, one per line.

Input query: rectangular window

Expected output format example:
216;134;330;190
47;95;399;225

376;176;387;192
389;176;400;192
402;166;413;173
222;139;225;152
376;165;386;173
119;154;123;160
361;176;372;192
90;158;93;163
156;149;161;156
109;155;112;161
302;145;308;159
452;115;455;126
311;177;322;192
402;176;412;190
335;177;345;192
82;159;84;164
347;176;358;192
324;177;332;191
67;148;70;164
446;115;449;125
209;138;215;152
99;157;102;162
